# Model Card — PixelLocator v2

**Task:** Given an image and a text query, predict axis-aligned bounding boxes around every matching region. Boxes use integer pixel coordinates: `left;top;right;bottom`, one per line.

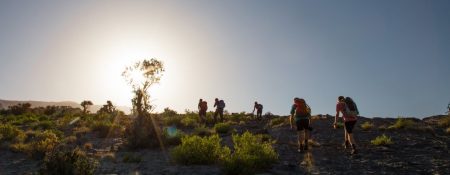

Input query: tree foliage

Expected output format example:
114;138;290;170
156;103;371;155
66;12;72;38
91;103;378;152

80;100;93;114
122;58;165;149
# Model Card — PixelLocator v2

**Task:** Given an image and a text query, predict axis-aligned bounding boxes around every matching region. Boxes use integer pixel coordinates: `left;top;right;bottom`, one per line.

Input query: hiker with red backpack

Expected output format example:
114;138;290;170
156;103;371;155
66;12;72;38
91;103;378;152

334;96;359;154
198;99;208;124
252;101;263;120
290;97;311;153
213;98;225;123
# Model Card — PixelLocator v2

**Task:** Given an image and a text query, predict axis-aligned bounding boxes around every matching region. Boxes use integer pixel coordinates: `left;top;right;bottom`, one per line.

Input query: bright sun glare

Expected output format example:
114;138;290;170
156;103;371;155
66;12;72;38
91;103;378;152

101;42;169;109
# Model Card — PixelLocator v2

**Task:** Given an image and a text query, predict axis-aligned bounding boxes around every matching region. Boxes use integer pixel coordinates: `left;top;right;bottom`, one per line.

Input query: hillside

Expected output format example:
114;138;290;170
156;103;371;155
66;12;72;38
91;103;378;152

0;99;131;114
0;113;448;174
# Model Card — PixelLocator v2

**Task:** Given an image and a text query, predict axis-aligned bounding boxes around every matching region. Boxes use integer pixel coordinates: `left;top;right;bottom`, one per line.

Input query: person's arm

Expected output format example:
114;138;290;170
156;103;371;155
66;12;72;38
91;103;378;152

334;104;340;128
290;115;294;129
252;105;256;113
290;105;295;129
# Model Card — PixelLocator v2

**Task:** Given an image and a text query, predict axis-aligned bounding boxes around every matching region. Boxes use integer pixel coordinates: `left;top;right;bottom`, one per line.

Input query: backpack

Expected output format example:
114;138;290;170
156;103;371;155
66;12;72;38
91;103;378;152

258;104;263;110
344;97;359;116
200;101;208;111
218;100;225;109
295;99;311;116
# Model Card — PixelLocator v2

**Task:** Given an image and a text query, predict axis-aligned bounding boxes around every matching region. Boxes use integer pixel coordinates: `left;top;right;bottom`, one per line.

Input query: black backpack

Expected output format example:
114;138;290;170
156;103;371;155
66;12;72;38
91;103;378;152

344;97;359;116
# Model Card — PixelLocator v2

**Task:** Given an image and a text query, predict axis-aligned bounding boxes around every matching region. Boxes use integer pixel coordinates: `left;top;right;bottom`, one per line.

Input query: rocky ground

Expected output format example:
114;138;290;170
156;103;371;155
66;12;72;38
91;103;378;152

1;115;449;175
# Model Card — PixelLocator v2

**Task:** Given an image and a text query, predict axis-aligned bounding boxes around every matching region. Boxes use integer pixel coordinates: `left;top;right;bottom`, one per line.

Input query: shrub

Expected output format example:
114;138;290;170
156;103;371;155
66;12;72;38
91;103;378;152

30;130;60;158
40;147;98;175
0;124;26;143
163;127;185;146
33;120;56;130
360;121;374;131
270;117;288;127
214;122;231;134
163;116;183;127
125;114;159;149
438;115;450;127
446;127;450;134
171;134;230;165
122;153;142;163
371;134;393;146
181;116;198;128
193;125;213;137
91;121;122;138
388;118;416;130
64;136;78;144
223;131;278;175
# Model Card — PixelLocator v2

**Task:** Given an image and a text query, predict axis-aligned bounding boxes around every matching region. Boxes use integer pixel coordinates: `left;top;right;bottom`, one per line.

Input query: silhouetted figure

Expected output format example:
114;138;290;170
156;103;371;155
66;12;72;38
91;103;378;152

334;96;359;155
289;97;311;153
198;99;208;124
213;98;225;123
447;102;450;114
252;101;263;120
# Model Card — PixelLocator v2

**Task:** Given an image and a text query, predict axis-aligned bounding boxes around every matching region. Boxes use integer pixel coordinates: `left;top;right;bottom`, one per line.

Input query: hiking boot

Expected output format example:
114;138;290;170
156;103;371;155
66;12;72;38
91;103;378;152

351;144;358;154
343;140;350;149
298;144;304;153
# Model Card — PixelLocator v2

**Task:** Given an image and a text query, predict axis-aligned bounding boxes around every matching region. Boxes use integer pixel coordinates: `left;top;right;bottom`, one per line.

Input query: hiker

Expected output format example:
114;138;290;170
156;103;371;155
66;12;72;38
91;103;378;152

213;98;225;123
447;102;450;113
289;97;311;153
334;96;359;154
252;101;263;120
198;99;208;124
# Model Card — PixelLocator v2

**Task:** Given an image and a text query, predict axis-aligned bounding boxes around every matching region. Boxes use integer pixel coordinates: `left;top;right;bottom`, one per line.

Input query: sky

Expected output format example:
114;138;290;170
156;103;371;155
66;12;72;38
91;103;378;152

0;0;449;118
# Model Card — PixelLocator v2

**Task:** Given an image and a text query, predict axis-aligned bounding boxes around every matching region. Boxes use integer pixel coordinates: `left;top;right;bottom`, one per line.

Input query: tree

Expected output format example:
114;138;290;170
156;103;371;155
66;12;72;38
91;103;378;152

98;100;115;114
122;59;164;115
122;58;164;148
80;100;93;114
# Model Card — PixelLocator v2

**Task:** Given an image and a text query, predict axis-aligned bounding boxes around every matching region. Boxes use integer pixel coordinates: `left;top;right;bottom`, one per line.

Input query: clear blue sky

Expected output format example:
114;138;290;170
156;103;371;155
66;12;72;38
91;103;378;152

0;0;449;118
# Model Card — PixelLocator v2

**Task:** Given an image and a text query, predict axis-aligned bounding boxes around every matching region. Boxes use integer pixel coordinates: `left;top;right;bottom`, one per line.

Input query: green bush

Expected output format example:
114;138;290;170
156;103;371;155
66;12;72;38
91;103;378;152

163;116;183;127
438;115;450;127
223;131;278;175
193;125;213;137
171;134;230;165
33;120;56;130
125;114;159;149
40;147;98;175
11;130;60;158
371;134;393;146
0;124;26;143
181;116;198;128
91;121;121;138
270;117;288;127
163;127;185;146
214;122;231;134
360;121;374;131
388;117;417;130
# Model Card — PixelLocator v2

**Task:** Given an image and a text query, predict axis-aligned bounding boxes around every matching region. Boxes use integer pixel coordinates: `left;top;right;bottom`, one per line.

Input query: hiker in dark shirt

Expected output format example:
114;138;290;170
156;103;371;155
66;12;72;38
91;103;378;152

213;98;225;123
252;101;263;120
198;99;207;124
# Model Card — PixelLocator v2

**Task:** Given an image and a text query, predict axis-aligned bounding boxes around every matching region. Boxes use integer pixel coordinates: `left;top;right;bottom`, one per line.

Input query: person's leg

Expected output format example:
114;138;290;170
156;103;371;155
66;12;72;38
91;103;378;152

304;120;310;150
213;110;218;123
219;109;224;122
343;122;350;148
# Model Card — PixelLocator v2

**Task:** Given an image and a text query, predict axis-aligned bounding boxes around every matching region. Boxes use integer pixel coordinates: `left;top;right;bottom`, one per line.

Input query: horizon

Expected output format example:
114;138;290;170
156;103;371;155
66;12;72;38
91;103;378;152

1;1;450;118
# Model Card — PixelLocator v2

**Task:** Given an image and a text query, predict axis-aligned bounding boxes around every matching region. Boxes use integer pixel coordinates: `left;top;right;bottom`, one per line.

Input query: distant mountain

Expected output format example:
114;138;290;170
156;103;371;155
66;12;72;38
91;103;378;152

0;99;131;114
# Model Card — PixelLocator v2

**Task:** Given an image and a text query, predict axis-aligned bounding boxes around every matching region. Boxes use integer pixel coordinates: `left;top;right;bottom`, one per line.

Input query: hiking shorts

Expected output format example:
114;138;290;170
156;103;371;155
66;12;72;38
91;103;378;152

344;120;357;134
296;119;310;131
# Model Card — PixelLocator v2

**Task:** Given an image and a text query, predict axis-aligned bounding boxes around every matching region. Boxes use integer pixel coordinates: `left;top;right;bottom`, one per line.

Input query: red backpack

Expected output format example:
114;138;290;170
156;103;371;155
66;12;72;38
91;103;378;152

295;99;311;116
200;101;208;111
